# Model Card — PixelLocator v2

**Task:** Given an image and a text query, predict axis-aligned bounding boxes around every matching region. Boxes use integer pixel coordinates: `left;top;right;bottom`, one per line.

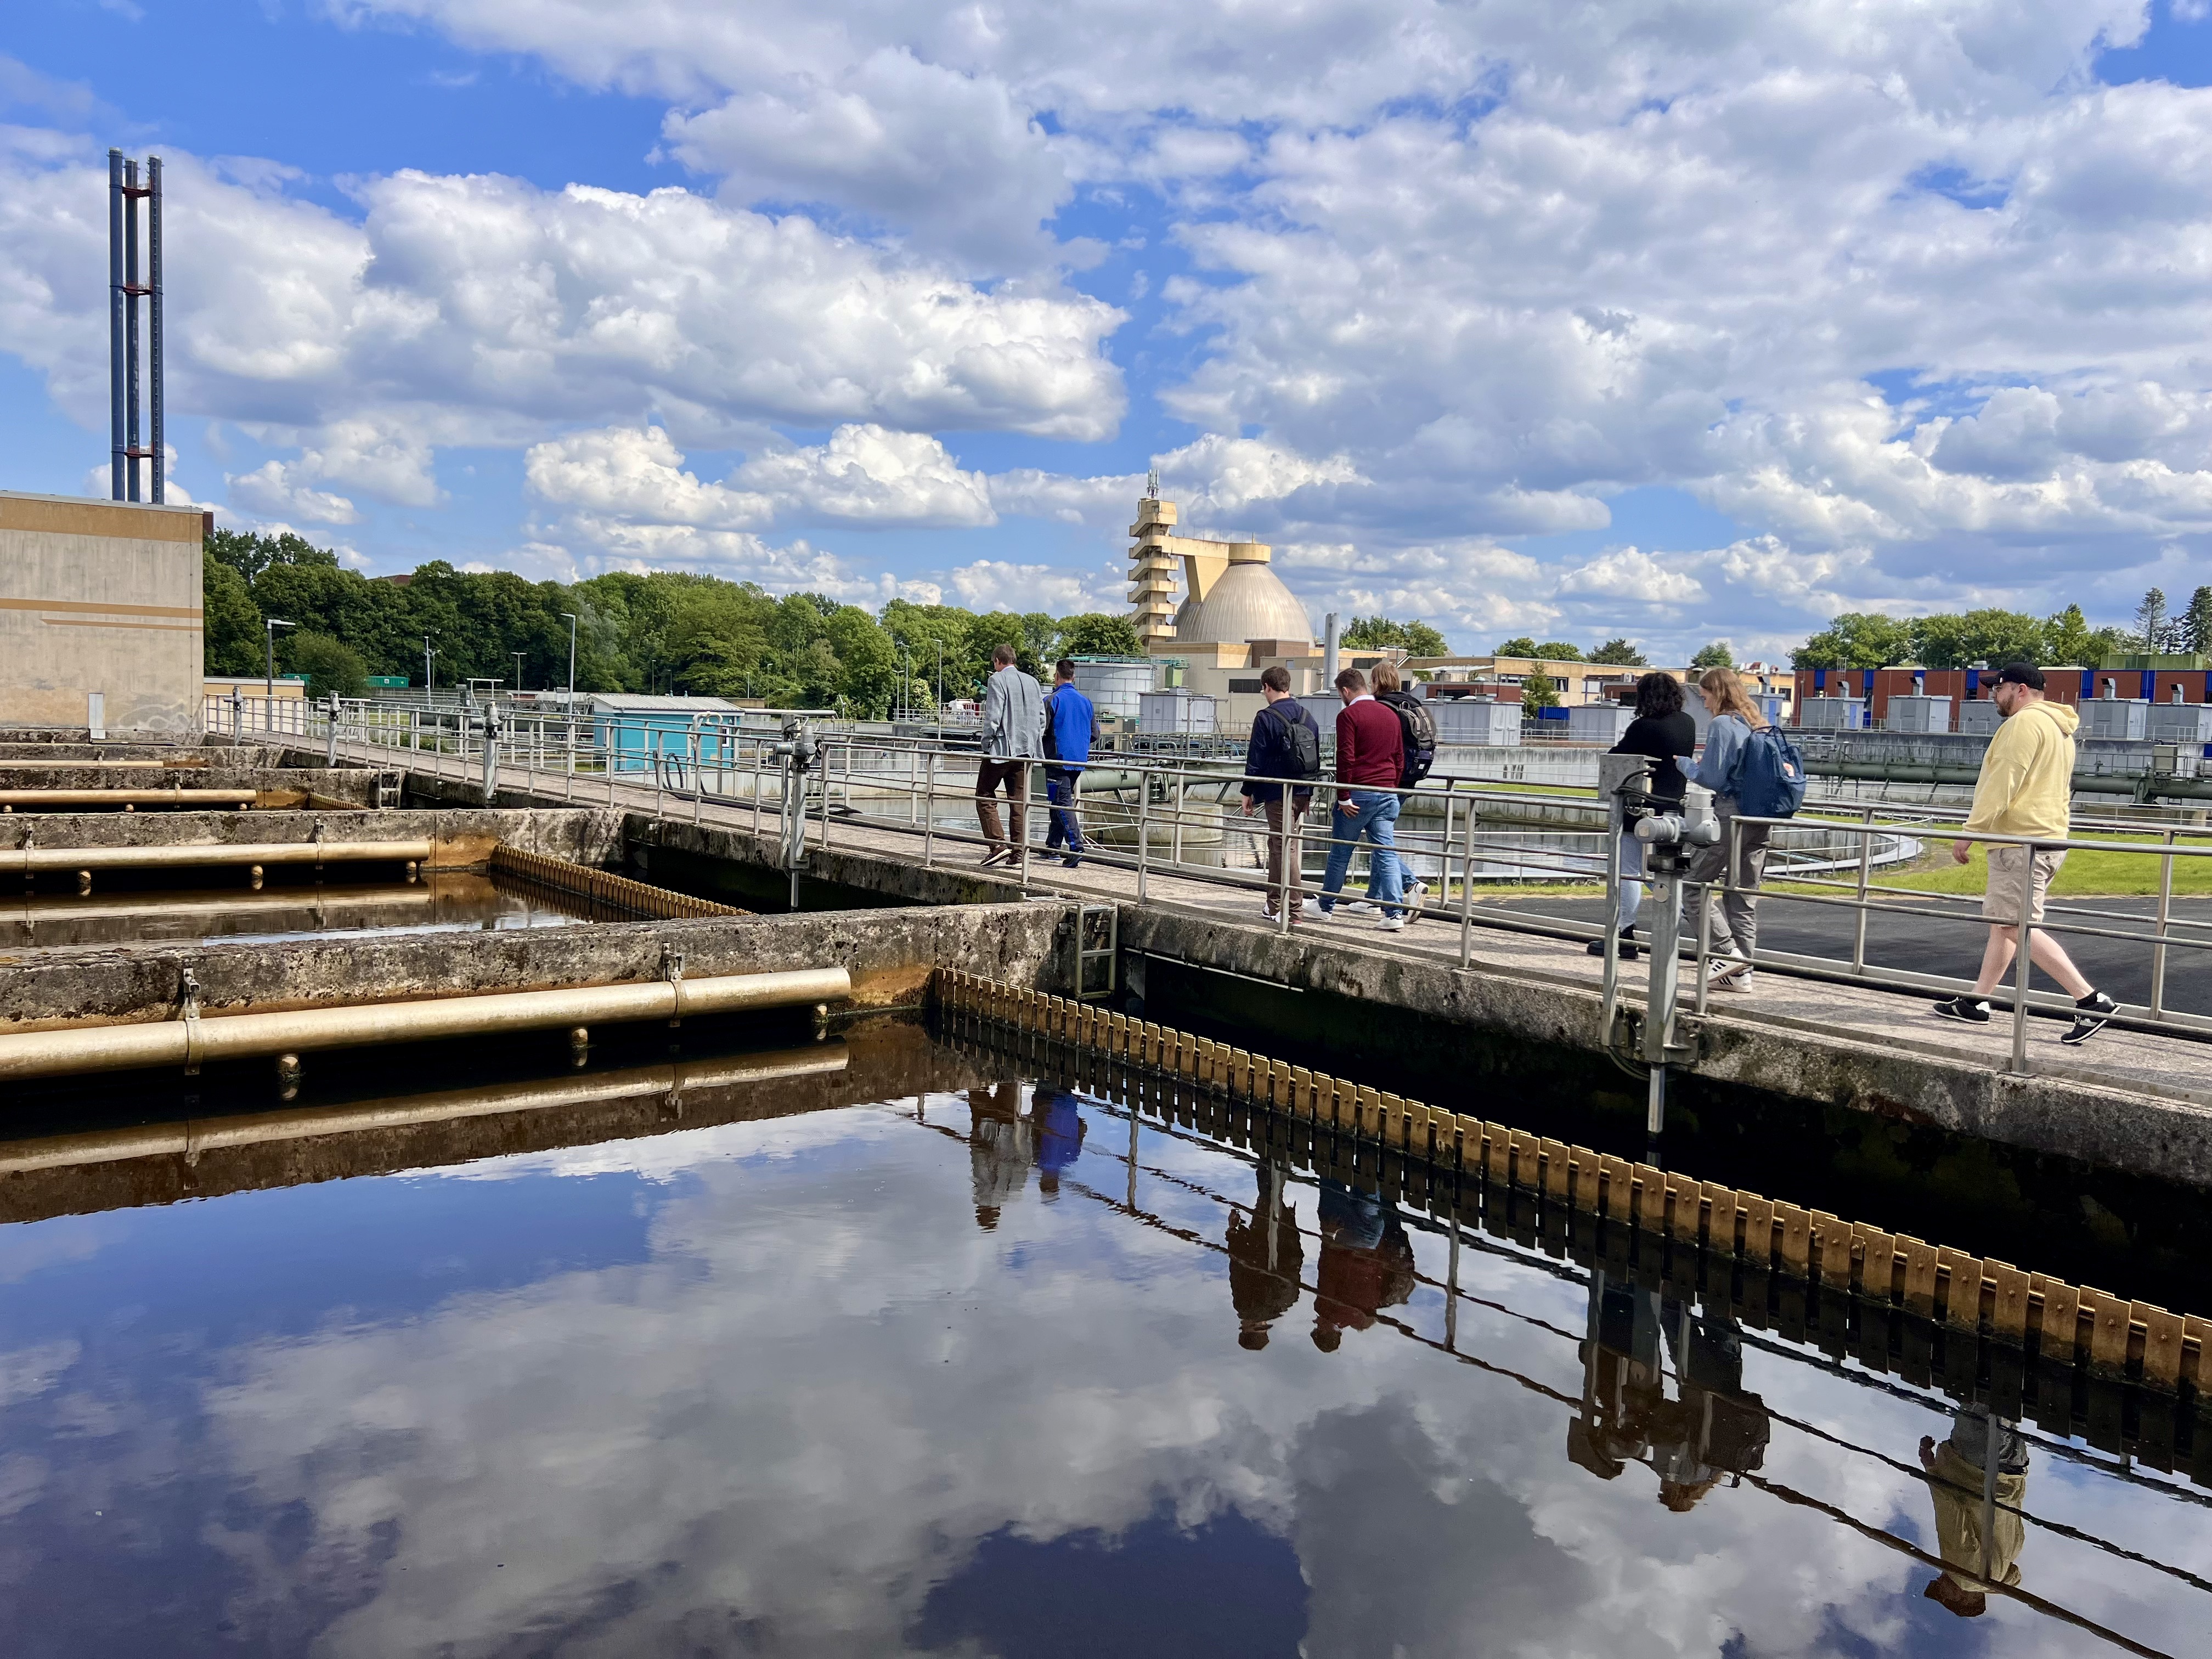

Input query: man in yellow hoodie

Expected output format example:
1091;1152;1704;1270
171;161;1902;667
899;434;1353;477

1931;663;2117;1045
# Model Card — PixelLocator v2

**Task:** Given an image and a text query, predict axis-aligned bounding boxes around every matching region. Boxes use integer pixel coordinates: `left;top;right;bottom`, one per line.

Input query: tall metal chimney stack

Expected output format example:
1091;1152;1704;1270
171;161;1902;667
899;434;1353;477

109;150;164;503
1323;612;1340;689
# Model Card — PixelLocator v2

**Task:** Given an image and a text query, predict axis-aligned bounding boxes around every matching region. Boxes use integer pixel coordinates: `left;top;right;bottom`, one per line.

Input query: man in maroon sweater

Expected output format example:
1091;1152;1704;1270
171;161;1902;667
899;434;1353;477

1318;668;1408;928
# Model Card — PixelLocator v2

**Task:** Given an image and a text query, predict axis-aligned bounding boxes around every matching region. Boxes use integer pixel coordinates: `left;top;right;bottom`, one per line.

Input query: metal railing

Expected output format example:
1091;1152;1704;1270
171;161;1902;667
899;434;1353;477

304;708;2212;1076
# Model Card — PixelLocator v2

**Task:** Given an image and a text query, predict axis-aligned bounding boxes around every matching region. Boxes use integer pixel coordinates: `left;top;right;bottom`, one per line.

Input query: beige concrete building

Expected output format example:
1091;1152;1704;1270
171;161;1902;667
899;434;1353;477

1;490;208;737
1127;491;1325;731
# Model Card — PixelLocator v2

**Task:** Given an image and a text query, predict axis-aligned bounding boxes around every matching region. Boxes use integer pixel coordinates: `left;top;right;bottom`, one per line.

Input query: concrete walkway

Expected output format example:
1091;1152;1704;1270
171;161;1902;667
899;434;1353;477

371;746;2212;1176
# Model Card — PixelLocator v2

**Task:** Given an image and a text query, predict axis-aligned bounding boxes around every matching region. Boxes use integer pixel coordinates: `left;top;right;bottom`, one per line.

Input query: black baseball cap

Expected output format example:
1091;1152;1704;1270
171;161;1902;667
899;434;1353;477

1995;663;2045;690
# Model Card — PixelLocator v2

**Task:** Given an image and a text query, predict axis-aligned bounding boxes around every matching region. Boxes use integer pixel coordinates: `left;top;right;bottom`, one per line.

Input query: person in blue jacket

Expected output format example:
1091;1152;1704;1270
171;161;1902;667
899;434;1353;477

1043;659;1100;868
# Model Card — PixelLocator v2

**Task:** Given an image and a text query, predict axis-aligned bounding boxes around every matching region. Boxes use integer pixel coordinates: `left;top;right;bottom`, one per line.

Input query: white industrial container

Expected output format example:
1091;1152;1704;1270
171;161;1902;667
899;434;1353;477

1430;698;1522;746
2147;702;2212;746
2084;698;2149;741
1071;658;1154;721
1958;698;2001;735
1799;697;1869;730
1566;703;1633;743
1884;695;1953;733
1137;690;1218;736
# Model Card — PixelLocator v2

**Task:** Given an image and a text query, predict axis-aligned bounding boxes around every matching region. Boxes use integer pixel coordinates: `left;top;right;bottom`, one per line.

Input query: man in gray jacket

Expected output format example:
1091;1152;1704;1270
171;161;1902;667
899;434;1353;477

977;643;1044;866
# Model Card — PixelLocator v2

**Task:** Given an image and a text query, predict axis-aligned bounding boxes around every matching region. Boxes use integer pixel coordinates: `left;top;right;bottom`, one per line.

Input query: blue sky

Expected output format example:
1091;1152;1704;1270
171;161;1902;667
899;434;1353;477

5;0;2212;661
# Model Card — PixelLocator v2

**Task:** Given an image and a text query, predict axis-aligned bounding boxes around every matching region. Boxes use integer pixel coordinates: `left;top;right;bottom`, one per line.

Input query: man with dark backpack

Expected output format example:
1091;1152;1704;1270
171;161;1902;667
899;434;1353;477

1369;662;1436;917
1240;665;1322;923
1370;662;1437;786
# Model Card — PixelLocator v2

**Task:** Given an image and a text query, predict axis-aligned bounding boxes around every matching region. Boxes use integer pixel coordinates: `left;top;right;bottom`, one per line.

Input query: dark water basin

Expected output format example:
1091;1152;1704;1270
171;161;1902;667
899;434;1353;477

0;1028;2203;1657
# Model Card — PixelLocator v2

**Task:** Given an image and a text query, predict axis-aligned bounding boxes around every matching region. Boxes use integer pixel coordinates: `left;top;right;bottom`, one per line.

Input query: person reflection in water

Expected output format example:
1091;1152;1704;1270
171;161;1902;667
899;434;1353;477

1918;1408;2029;1617
1568;1273;1769;1509
1032;1088;1085;1199
967;1083;1034;1229
1310;1181;1415;1352
1226;1161;1304;1350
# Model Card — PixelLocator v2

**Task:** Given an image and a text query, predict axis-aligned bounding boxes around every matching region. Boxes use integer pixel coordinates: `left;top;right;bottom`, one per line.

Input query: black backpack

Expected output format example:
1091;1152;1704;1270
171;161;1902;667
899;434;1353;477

1377;689;1437;786
1265;701;1322;778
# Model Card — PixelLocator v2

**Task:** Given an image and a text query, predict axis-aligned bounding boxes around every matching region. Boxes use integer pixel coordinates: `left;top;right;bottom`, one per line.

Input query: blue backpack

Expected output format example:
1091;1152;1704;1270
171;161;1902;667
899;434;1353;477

1732;724;1807;818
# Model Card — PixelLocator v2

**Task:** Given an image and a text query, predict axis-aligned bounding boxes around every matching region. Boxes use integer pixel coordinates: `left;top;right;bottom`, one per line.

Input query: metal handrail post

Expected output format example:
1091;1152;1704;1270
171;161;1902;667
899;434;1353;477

1138;779;1150;904
1598;775;1629;1044
692;729;702;826
923;750;936;866
1018;759;1031;885
1170;768;1184;870
2012;855;2034;1075
1694;890;1713;1015
2151;828;2174;1018
1458;798;1476;968
1851;806;1873;973
1277;796;1294;934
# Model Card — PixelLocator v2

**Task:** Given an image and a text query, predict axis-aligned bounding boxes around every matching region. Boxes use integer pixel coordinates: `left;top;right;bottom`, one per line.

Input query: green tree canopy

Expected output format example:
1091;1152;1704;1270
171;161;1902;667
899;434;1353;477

202;551;263;675
1494;636;1538;657
1689;641;1734;669
203;527;1166;718
1588;637;1647;665
1909;608;2045;669
2180;588;2212;656
1790;612;1914;669
289;633;369;700
1531;641;1584;662
1059;613;1145;657
1342;614;1449;656
1521;670;1561;716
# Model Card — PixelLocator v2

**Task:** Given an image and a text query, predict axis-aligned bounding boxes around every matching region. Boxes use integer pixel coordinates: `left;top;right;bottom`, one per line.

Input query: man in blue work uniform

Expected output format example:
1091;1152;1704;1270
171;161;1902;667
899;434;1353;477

1043;658;1099;868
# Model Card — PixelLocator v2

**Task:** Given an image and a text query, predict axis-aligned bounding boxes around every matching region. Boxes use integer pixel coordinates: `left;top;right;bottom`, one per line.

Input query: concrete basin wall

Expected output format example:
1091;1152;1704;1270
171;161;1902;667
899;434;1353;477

0;807;627;868
0;900;1077;1035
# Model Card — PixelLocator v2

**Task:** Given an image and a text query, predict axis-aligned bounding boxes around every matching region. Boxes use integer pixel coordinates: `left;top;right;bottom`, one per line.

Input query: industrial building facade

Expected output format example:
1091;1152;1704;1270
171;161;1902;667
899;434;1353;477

0;489;208;737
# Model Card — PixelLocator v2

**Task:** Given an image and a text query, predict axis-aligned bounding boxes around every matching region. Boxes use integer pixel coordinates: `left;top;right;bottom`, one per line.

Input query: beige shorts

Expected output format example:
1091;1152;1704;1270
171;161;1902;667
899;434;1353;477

1983;845;2066;927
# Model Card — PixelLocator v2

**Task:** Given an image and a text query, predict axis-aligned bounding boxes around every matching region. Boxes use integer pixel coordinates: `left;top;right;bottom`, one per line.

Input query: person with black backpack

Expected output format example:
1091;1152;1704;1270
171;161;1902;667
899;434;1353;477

1685;668;1805;991
1240;664;1323;923
1369;663;1436;917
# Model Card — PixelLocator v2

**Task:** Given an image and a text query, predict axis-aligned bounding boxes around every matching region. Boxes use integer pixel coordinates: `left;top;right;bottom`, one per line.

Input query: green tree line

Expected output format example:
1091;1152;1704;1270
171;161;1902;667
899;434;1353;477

203;531;1143;715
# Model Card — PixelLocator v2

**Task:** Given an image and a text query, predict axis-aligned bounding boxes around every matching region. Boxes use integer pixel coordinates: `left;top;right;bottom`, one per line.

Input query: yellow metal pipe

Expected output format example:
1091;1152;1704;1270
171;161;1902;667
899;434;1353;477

0;789;258;807
7;883;438;925
0;966;850;1081
0;1045;849;1172
5;839;433;876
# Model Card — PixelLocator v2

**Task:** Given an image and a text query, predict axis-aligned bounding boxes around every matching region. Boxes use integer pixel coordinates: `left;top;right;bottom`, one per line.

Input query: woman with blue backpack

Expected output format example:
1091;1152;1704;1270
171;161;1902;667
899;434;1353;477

1686;668;1805;991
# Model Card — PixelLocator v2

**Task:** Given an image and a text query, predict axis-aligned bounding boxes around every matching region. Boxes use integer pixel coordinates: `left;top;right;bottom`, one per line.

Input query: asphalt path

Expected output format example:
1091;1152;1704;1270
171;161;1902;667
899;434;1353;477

1482;890;2212;1016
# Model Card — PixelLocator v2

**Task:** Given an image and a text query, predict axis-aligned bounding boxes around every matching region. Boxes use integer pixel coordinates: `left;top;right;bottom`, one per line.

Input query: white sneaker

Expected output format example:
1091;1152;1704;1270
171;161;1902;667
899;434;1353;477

1299;896;1323;916
1406;880;1431;919
1344;900;1378;915
1375;913;1407;932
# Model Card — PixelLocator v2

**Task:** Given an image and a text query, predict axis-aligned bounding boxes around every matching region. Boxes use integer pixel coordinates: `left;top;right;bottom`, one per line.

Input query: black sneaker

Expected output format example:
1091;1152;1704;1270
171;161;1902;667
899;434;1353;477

1585;930;1641;961
2061;990;2117;1046
1931;996;1991;1024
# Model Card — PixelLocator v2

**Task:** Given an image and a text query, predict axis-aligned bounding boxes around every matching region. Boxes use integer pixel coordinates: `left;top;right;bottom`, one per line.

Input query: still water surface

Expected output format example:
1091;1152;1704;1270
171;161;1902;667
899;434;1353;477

0;1053;2205;1656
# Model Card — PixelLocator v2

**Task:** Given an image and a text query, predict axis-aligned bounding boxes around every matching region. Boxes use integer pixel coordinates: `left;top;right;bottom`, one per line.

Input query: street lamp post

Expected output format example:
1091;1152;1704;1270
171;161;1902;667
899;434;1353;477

512;651;525;693
264;617;295;733
562;612;579;780
422;636;437;706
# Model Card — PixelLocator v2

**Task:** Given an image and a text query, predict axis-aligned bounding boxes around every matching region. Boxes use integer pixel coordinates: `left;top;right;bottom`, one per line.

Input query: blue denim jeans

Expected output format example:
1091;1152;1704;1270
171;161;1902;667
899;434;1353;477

1044;766;1084;854
1319;791;1403;915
